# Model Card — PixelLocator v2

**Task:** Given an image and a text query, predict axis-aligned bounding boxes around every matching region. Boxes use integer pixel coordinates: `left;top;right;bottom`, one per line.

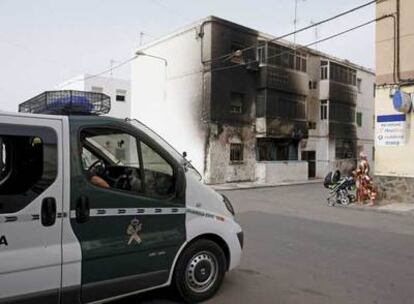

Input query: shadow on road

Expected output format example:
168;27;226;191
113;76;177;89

113;287;182;304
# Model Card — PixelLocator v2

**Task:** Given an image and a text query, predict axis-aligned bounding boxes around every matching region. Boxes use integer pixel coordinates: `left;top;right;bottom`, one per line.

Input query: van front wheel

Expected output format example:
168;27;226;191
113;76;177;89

173;239;226;303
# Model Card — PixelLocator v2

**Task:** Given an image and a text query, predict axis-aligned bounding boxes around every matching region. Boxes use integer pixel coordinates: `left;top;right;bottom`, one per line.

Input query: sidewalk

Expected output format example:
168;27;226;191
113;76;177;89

347;202;414;216
210;179;414;216
210;179;323;191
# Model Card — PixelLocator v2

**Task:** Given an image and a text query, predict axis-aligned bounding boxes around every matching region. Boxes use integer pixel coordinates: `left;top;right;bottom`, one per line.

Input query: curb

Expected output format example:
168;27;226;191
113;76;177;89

210;179;323;191
344;204;414;217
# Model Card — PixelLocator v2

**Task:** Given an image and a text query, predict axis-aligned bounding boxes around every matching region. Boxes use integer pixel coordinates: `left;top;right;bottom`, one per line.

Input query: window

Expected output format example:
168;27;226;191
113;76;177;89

230;143;244;162
91;86;103;93
256;45;266;65
320;100;328;120
141;142;174;197
267;44;307;72
0;126;57;214
256;90;266;117
320;61;328;79
81;129;141;192
329;62;357;86
80;128;174;197
335;139;355;160
356;112;363;127
230;41;245;64
308;121;317;129
309;81;317;90
357;78;362;93
301;57;307;72
230;92;244;114
0;139;7;181
257;138;298;161
115;89;127;102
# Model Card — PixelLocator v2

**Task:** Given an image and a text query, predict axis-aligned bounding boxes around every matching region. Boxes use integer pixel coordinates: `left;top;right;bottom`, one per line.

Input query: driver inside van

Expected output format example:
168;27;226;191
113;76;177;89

90;174;110;189
80;141;111;189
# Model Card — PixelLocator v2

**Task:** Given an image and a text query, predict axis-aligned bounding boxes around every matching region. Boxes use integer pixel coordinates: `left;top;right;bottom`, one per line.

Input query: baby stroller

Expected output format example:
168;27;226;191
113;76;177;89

324;170;356;206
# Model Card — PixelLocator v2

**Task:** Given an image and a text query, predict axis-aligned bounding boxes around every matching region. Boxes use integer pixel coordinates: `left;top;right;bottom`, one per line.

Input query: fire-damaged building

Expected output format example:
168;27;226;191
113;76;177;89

131;16;375;184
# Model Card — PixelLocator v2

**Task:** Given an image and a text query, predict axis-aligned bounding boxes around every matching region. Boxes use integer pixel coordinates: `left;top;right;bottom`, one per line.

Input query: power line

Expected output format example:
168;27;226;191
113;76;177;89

154;15;388;81
166;16;384;80
62;2;384;85
209;15;390;74
205;0;379;63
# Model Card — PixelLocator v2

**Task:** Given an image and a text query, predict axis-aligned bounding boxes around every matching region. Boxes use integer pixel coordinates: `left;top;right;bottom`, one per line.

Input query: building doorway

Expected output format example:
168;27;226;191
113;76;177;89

302;151;316;178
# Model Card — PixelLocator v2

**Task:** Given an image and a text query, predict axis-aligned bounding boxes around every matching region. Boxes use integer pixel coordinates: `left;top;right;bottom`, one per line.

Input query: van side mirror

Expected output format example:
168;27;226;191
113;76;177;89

182;151;187;158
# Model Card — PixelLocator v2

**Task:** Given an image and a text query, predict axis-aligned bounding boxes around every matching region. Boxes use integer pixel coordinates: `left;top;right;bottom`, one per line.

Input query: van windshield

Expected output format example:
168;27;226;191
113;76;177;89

125;118;202;180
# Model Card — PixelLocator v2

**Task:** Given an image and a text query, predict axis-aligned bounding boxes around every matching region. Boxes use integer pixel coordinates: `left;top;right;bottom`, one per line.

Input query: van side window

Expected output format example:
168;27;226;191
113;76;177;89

141;142;174;197
81;129;143;193
80;128;176;198
0;126;57;214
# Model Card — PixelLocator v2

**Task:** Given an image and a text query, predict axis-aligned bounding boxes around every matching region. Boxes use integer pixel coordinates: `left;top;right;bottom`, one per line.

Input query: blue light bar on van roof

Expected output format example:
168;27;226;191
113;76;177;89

18;90;111;115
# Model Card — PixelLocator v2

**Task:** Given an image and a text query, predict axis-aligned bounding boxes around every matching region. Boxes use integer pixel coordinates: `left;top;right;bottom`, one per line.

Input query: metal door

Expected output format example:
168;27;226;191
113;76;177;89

0;114;63;303
68;119;186;303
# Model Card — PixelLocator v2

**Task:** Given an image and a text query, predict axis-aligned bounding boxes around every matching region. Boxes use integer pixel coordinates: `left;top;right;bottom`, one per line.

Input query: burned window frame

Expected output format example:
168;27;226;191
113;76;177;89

329;62;357;86
267;43;307;73
229;92;244;114
230;143;244;163
257;138;299;161
335;139;356;160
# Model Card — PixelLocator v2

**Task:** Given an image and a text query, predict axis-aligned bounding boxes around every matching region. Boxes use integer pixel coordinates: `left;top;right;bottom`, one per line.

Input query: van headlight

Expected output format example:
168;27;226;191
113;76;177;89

221;194;235;216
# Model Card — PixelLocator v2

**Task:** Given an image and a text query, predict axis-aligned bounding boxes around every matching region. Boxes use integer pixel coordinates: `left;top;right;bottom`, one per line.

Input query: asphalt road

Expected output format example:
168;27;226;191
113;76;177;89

116;183;414;304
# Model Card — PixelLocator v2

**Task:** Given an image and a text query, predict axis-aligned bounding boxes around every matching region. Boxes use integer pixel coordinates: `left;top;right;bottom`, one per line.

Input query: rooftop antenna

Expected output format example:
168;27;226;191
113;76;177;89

109;59;116;76
310;19;319;50
139;31;145;46
293;0;306;48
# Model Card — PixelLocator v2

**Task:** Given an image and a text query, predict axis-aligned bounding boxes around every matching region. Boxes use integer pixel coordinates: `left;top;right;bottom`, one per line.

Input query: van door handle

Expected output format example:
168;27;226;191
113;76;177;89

76;196;90;223
41;197;57;227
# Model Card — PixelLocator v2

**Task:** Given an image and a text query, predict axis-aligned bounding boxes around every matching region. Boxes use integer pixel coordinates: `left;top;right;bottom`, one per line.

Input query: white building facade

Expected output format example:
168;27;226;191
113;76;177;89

57;74;131;119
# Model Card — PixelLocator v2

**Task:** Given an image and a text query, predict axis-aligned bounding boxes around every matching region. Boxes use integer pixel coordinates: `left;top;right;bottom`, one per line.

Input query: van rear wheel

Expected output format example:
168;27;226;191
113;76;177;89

173;239;226;303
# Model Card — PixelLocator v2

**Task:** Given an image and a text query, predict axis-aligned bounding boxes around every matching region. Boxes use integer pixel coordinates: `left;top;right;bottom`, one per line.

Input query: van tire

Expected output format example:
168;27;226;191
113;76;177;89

173;239;226;303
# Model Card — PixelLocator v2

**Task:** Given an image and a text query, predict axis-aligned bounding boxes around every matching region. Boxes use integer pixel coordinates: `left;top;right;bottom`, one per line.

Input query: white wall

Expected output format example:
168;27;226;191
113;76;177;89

256;161;308;184
56;74;131;119
131;25;207;175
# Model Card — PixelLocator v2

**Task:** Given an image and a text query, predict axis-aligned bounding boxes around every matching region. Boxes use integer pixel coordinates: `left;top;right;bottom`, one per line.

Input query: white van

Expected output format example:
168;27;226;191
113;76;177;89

0;93;243;303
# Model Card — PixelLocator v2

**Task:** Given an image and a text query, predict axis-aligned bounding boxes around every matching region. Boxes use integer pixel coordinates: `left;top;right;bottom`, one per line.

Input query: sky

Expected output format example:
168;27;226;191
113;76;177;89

0;0;375;112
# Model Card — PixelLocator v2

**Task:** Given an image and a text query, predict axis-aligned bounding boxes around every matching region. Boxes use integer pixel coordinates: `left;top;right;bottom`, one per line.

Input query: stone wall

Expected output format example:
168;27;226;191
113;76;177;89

374;175;414;203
